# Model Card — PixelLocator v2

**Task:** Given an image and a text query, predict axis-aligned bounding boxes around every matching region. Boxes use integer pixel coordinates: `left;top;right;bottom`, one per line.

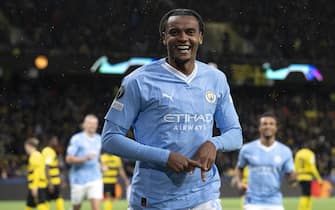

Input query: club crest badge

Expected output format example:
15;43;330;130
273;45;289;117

116;86;125;99
205;90;216;103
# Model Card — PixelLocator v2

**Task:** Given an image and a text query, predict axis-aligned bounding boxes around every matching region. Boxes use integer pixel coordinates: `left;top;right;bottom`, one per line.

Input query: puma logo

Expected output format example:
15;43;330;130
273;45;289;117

162;93;173;102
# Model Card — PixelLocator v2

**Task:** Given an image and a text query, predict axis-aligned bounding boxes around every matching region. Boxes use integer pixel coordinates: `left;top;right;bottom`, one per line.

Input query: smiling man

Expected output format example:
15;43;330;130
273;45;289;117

102;9;242;210
234;112;296;210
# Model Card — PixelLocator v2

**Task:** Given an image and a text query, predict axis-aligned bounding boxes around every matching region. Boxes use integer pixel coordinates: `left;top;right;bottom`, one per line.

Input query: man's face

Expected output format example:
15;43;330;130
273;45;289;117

259;116;278;139
162;15;203;65
83;117;98;134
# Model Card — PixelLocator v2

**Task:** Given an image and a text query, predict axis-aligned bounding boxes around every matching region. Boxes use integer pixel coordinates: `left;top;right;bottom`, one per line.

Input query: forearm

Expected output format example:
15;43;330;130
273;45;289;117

209;127;242;151
65;155;88;164
311;166;322;181
102;121;170;166
233;167;243;185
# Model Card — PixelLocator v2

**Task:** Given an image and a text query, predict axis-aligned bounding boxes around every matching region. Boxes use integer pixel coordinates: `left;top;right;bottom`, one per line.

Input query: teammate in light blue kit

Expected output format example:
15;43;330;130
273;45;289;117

234;112;296;210
102;9;242;210
66;114;102;210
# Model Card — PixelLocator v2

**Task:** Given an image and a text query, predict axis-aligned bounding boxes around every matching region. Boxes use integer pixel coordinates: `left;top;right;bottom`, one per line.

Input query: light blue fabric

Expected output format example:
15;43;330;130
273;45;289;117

102;58;242;209
67;131;102;184
237;139;295;205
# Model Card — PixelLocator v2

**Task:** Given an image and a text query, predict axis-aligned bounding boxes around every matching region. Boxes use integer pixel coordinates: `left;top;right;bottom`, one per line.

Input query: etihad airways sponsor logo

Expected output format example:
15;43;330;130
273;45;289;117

163;113;213;123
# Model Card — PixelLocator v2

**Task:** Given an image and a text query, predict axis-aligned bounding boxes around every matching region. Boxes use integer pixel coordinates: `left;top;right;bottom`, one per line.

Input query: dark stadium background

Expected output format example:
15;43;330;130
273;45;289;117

0;0;334;199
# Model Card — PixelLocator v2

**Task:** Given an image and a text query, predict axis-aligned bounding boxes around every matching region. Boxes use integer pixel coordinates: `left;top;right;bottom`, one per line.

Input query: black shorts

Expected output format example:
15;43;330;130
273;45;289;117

47;184;62;200
103;183;116;197
299;181;312;196
26;188;47;207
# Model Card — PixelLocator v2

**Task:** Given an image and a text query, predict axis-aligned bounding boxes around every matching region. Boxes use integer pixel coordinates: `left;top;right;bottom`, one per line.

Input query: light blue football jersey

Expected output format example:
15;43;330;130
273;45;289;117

103;58;242;209
237;140;295;206
67;131;102;184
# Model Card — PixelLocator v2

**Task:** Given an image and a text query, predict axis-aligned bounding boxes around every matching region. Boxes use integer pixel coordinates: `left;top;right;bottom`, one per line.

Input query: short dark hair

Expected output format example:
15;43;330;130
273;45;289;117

159;8;205;37
258;112;278;125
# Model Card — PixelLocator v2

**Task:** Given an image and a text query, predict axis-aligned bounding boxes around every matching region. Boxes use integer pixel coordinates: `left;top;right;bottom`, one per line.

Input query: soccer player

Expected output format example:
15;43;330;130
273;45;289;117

100;153;130;210
234;112;296;210
41;135;65;210
66;114;102;210
24;137;48;210
295;145;323;210
102;8;242;209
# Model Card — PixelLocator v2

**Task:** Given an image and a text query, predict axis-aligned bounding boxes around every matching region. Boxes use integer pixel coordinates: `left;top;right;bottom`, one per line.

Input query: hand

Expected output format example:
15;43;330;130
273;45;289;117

167;152;202;173
86;153;96;161
237;182;248;193
193;141;217;182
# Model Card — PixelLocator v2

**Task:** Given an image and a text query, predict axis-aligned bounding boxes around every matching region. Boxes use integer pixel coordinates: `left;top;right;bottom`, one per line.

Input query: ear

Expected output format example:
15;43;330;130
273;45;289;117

161;32;166;45
199;33;203;45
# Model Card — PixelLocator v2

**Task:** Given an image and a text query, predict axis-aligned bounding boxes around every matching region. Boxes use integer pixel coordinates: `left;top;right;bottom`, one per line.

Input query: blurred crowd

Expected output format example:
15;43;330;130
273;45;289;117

1;0;335;186
1;75;335;181
0;0;334;63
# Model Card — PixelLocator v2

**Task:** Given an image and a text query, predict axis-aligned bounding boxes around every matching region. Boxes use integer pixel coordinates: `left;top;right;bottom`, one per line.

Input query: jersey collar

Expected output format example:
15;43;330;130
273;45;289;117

257;139;278;152
161;61;198;84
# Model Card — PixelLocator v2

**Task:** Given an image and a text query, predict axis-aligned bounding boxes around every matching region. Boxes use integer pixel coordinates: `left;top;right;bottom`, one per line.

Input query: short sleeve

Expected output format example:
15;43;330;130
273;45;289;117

67;136;79;156
237;146;247;168
283;149;295;173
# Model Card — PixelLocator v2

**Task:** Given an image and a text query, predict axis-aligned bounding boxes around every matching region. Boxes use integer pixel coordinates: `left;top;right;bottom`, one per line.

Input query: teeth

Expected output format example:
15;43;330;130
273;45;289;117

177;46;190;50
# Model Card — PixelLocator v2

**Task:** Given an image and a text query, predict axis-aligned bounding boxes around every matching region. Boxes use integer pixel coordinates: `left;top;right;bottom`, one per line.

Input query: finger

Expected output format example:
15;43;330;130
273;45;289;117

201;169;206;182
188;159;202;168
207;159;214;171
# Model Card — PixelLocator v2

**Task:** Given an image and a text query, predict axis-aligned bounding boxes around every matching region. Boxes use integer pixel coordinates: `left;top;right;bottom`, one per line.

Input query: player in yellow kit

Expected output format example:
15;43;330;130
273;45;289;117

295;147;322;210
41;136;65;210
24;138;48;210
100;153;130;210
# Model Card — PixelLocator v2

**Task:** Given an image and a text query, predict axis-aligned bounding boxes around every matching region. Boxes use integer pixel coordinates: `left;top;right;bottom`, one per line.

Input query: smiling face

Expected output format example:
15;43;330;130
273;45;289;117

259;116;278;142
162;15;203;72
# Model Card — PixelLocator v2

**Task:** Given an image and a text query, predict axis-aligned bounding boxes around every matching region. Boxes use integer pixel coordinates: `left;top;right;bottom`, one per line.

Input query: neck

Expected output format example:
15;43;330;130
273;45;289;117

260;136;275;147
85;131;94;137
168;57;195;75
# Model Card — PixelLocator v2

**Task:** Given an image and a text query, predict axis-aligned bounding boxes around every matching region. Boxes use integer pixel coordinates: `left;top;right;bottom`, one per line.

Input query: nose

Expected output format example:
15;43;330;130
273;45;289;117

177;31;188;41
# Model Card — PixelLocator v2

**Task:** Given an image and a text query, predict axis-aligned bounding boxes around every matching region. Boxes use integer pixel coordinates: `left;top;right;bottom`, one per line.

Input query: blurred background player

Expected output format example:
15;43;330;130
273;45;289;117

234;112;296;210
41;135;65;210
66;114;102;210
100;153;130;210
24;137;48;210
295;144;323;210
232;166;248;210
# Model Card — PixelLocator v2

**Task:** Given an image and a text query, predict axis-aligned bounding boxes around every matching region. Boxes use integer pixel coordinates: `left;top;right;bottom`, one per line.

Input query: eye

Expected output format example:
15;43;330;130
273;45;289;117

168;29;179;36
186;29;196;35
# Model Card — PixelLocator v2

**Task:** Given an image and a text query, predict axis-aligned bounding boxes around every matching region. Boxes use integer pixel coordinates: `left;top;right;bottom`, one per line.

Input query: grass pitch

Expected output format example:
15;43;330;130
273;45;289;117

0;197;334;210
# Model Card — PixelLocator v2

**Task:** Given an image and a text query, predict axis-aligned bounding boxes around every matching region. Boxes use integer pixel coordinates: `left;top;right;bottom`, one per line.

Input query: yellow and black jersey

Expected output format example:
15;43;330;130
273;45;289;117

41;146;61;185
242;166;248;185
101;154;122;184
294;148;322;182
27;150;47;189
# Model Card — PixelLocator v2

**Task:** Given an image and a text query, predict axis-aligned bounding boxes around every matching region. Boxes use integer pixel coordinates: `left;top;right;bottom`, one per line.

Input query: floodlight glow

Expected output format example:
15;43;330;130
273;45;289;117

90;56;156;74
263;63;323;81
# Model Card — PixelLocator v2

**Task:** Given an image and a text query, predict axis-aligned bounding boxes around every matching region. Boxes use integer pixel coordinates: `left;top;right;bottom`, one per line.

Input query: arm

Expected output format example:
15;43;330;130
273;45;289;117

65;135;96;164
310;154;322;183
102;121;201;172
65;154;94;164
233;166;248;192
119;165;130;188
208;74;242;151
102;121;170;165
